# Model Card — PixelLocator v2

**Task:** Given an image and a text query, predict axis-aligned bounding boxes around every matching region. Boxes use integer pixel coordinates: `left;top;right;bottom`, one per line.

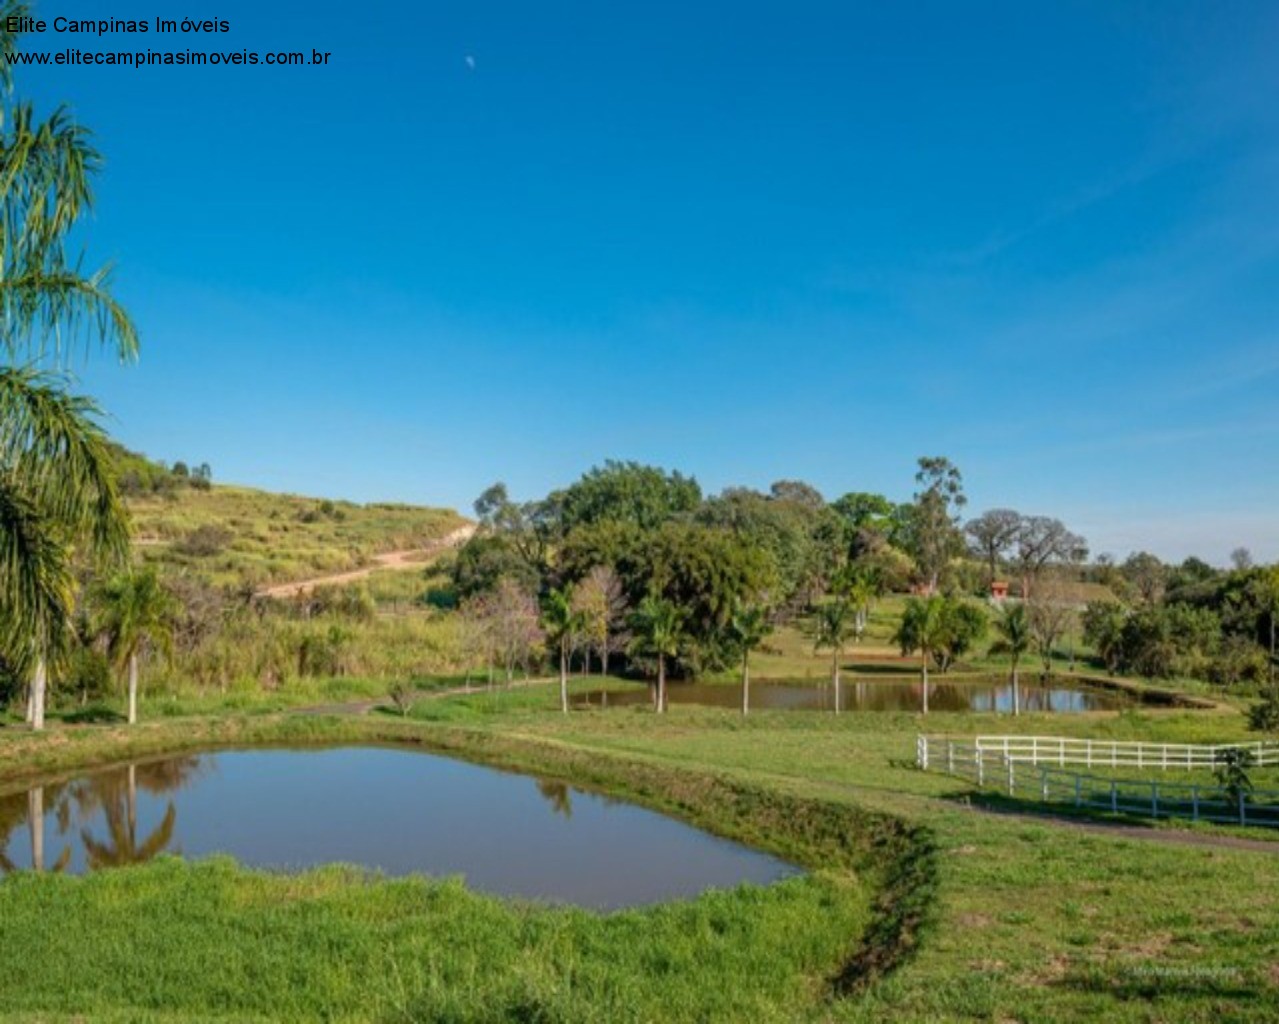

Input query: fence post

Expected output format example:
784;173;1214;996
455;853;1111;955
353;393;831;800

1240;792;1246;827
1032;736;1038;765
977;749;984;788
1075;774;1082;807
1192;785;1199;821
947;741;955;775
1007;758;1015;797
1111;781;1118;813
1161;745;1167;770
917;735;926;769
1059;738;1066;766
1087;739;1092;769
1151;782;1158;818
1042;769;1049;801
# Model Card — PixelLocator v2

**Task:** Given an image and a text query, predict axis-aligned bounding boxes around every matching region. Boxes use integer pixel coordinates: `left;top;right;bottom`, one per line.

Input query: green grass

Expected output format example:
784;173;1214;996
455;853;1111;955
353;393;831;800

1;690;1277;1021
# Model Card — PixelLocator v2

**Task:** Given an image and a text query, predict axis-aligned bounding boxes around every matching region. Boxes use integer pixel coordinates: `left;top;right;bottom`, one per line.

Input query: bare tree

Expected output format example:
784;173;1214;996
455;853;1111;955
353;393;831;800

965;509;1023;587
570;565;628;678
1026;576;1077;674
1231;547;1254;572
1014;516;1087;599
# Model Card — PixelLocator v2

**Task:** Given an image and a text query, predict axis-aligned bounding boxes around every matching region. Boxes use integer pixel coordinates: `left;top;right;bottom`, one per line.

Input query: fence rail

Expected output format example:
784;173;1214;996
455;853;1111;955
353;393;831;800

917;735;1279;829
921;734;1279;771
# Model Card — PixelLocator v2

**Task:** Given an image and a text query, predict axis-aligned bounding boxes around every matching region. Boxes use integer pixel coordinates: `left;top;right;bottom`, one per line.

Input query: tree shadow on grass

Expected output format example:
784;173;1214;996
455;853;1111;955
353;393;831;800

62;705;126;725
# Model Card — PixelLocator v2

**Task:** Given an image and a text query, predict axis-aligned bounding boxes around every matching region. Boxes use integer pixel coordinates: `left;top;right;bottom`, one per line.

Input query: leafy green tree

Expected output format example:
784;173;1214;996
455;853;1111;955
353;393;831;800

1;43;139;727
542;588;586;713
906;457;966;593
558;461;701;532
628;595;685;713
934;599;987;673
729;602;771;715
96;567;176;724
1249;687;1279;733
990;603;1031;715
811;598;853;714
894;596;949;713
1081;601;1127;674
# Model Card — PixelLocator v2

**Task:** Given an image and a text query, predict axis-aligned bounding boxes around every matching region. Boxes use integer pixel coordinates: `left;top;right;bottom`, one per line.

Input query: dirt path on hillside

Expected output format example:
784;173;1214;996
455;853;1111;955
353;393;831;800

256;523;476;599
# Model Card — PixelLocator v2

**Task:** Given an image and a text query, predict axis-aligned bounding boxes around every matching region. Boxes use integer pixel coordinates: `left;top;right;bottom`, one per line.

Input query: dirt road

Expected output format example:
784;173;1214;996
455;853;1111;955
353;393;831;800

256;523;476;599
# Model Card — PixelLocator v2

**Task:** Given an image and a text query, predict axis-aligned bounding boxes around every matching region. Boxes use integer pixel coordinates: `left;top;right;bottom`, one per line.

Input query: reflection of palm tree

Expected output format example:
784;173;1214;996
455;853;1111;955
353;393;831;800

0;786;71;874
79;764;178;869
535;779;573;819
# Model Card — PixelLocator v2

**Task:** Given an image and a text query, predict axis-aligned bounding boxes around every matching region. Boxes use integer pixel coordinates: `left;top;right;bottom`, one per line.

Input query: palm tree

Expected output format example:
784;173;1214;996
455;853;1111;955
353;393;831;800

541;588;585;714
990;603;1031;716
1;21;139;729
894;596;948;714
812;598;852;714
628;595;685;713
730;602;771;716
96;567;174;725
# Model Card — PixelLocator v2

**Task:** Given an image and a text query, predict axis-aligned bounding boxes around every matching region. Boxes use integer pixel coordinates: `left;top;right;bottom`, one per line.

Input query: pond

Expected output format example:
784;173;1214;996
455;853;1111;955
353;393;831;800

0;747;798;910
576;676;1140;713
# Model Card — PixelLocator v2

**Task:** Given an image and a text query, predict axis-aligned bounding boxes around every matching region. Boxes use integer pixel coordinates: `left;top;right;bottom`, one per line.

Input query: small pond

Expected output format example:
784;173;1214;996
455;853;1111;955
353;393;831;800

576;676;1142;713
0;747;798;909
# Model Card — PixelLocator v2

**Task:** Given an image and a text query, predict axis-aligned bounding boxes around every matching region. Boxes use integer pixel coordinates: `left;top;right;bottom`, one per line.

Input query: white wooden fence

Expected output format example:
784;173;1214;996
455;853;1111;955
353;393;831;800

916;735;1279;829
918;734;1279;772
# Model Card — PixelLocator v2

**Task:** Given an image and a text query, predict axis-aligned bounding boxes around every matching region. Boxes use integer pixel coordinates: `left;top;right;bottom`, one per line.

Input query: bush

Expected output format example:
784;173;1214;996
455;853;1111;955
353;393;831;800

175;524;235;558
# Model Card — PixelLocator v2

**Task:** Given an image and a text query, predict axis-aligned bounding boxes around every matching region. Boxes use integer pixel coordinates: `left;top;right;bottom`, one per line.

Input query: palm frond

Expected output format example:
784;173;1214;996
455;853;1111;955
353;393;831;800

0;365;131;561
0;474;73;667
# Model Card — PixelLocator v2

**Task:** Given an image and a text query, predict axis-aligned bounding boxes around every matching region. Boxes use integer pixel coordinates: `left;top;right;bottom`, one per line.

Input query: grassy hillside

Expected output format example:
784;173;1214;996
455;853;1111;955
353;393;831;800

114;447;466;589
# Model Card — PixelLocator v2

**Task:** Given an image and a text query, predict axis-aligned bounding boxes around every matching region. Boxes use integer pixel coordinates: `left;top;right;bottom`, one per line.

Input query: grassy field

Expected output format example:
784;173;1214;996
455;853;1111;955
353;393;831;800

1;683;1277;1022
128;484;465;588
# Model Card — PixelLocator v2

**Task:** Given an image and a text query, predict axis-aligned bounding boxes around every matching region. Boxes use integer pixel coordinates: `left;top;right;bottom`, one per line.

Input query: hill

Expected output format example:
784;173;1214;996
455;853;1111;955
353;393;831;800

113;446;468;589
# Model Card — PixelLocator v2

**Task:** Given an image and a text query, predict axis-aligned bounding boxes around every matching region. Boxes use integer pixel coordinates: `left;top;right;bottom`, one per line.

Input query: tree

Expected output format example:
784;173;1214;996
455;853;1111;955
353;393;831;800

1;22;140;730
628;596;685;713
907;457;966;593
1231;547;1254;572
965;509;1022;588
1122;552;1166;605
96;567;175;724
934;599;987;673
990;603;1031;715
541;588;585;714
571;565;626;677
730;602;771;715
894;596;948;714
1012;516;1087;598
558;461;701;532
1081;601;1127;674
487;579;543;684
1025;583;1075;674
812;598;853;714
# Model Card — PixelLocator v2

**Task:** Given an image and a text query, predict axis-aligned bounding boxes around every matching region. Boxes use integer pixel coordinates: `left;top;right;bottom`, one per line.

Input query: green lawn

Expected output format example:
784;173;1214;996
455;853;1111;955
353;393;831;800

1;686;1276;1022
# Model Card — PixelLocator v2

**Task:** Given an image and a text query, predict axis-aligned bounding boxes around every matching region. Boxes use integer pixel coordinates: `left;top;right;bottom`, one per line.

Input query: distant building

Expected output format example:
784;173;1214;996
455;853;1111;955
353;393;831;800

990;580;1009;603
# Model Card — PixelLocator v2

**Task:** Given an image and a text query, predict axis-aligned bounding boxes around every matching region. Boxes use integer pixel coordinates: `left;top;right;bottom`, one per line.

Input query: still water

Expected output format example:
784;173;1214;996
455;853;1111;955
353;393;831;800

0;747;797;909
576;676;1137;713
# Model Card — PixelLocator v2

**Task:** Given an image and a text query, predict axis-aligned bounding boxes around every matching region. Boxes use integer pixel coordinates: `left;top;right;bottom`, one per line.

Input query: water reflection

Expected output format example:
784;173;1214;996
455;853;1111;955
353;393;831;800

0;756;202;876
0;748;796;909
535;779;573;819
575;676;1137;713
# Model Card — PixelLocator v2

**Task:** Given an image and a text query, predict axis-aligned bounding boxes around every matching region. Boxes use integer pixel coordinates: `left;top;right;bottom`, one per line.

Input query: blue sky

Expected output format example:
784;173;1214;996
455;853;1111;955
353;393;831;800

21;1;1279;562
